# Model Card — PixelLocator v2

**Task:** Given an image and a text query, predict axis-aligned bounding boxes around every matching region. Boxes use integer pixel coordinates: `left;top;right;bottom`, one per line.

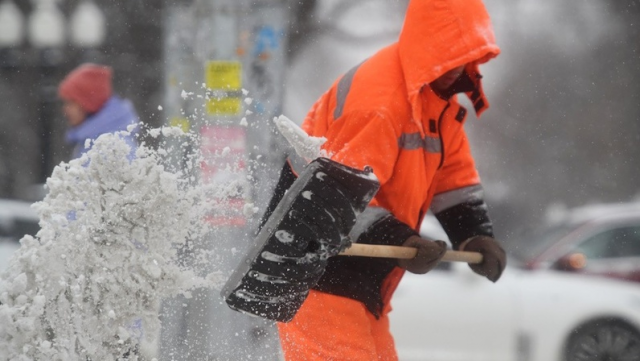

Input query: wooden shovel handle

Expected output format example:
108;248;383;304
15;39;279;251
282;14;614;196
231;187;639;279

339;243;483;264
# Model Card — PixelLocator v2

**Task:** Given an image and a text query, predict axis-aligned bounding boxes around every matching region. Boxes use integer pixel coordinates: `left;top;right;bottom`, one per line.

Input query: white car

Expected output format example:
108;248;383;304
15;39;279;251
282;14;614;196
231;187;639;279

389;215;640;361
390;256;640;361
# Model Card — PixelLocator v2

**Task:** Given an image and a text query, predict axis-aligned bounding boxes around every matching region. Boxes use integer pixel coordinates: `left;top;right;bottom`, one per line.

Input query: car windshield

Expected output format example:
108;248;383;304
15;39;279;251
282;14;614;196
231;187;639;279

511;223;579;261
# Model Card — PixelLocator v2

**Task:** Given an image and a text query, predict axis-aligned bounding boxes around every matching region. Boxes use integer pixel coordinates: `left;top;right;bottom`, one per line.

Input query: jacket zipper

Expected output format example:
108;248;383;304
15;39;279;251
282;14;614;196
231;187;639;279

436;102;450;169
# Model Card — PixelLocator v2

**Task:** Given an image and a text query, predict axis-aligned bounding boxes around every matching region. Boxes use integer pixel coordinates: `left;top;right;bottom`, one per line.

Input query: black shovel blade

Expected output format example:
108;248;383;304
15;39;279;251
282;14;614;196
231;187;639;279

221;157;379;322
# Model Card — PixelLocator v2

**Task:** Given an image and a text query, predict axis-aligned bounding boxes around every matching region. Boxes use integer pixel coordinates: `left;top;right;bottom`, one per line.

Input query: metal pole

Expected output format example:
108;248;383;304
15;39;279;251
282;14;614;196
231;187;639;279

160;1;290;359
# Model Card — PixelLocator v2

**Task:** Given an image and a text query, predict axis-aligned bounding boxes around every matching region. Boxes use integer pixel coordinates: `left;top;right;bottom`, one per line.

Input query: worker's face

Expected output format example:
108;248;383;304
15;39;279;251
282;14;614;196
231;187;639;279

430;65;465;92
62;99;87;127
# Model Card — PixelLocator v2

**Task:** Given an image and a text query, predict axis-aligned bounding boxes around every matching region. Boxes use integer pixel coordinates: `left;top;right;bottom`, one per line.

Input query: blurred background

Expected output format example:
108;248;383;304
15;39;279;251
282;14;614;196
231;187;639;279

0;0;639;245
1;0;640;359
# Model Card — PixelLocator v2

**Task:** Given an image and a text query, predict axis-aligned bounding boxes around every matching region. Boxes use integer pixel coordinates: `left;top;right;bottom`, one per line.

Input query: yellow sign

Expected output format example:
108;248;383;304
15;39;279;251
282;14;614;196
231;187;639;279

206;97;242;115
169;117;190;132
205;61;242;90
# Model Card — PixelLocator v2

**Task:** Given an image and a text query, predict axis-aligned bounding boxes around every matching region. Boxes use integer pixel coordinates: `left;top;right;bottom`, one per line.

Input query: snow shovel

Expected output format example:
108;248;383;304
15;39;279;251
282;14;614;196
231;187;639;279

221;157;482;323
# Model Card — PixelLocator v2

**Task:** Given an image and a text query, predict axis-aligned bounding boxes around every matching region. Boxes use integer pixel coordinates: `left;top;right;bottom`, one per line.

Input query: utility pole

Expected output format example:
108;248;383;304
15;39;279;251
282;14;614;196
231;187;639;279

160;0;289;359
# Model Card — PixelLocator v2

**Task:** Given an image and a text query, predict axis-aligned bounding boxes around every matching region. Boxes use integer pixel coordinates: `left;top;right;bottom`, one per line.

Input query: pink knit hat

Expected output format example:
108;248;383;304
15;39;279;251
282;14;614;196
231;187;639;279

58;63;113;113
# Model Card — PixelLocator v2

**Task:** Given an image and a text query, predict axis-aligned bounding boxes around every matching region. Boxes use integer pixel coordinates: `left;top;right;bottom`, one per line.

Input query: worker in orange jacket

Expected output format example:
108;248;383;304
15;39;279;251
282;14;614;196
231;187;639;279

277;0;506;359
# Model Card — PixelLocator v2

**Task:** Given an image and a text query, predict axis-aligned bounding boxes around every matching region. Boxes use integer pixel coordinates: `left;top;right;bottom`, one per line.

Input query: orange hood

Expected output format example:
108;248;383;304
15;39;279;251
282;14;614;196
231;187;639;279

398;0;500;119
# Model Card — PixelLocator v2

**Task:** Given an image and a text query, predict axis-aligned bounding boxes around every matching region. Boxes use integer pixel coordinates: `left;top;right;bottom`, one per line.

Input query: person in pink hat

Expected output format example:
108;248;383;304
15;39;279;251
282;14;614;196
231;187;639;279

58;63;139;160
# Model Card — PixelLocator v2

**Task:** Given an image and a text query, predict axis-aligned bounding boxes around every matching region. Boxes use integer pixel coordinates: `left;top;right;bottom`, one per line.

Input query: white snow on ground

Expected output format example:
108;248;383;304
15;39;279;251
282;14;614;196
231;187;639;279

0;128;232;361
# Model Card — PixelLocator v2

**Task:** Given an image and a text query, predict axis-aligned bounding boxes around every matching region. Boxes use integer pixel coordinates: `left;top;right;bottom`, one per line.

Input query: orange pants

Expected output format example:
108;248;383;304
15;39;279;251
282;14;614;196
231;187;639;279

278;290;398;361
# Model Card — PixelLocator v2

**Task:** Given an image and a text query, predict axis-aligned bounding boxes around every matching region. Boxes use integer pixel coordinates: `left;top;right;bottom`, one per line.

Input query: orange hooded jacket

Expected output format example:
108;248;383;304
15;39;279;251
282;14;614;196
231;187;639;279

303;0;499;231
279;1;500;360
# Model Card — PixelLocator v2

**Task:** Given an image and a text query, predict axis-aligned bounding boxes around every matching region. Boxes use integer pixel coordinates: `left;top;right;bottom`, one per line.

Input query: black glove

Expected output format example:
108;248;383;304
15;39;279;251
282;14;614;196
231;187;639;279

397;236;447;274
461;235;506;282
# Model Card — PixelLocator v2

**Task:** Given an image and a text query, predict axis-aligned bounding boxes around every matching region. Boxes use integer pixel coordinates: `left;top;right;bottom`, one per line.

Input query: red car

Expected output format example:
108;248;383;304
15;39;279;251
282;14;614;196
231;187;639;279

515;202;640;283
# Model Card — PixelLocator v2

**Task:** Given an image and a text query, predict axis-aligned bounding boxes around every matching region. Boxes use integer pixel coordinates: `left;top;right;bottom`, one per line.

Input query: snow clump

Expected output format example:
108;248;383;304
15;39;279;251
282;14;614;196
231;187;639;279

0;129;225;360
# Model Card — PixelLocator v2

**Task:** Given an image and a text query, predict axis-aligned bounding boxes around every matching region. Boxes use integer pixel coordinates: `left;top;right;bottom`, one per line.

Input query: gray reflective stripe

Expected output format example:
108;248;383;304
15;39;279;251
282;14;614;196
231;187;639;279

349;206;390;242
398;133;423;150
398;133;441;153
424;136;442;153
431;184;485;214
333;64;361;120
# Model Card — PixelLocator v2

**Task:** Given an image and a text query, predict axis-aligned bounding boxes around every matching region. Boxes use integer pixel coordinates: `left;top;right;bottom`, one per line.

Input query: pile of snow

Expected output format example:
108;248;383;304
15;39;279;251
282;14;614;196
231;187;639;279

0;128;231;361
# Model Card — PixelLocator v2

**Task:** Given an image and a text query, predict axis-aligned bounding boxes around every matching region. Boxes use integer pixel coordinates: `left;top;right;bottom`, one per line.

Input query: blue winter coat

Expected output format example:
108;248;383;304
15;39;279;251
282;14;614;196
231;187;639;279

65;96;139;160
